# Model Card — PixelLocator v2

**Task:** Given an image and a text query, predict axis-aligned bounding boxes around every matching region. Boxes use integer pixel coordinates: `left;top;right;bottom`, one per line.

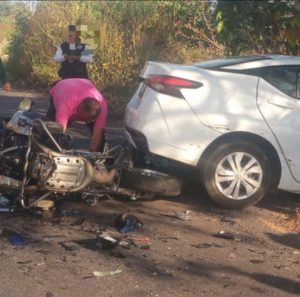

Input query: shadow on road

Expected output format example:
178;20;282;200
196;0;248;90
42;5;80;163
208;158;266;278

265;232;300;250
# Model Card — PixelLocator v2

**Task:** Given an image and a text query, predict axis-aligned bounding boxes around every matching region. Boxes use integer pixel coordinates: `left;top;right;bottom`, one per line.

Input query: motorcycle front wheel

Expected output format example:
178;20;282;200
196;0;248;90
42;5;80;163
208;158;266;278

119;168;182;197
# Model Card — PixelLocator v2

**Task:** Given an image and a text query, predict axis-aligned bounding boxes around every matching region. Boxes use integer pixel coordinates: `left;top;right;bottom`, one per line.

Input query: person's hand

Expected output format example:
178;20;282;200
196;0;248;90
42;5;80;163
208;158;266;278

64;54;73;61
64;54;79;61
3;82;11;91
69;55;80;61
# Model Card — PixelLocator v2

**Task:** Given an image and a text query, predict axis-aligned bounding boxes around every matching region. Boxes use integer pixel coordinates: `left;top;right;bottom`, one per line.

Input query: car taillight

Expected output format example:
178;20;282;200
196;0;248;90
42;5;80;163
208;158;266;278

145;75;202;99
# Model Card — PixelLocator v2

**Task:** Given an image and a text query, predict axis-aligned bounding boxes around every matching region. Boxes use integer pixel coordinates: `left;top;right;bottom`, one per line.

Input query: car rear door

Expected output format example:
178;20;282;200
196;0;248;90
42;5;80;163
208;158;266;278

257;66;300;182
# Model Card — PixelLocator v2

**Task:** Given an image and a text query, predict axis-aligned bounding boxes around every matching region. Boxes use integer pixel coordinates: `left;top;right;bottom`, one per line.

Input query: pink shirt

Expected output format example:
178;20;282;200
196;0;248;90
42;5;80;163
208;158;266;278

49;78;107;129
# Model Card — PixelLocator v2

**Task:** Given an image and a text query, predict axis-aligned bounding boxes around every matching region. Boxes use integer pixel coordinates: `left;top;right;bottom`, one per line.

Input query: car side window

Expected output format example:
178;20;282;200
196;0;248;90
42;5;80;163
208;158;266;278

263;67;300;99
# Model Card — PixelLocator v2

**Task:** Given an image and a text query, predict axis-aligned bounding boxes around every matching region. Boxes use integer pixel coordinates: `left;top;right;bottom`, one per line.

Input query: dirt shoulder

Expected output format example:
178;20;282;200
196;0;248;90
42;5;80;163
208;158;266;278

0;188;299;297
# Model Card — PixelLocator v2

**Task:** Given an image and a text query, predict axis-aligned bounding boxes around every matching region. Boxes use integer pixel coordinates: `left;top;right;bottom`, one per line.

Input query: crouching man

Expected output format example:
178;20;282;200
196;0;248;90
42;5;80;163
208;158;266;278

47;78;107;152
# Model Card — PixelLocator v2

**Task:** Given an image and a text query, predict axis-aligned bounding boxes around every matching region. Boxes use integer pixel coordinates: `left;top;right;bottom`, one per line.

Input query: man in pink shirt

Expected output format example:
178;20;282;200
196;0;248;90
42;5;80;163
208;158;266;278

47;78;107;152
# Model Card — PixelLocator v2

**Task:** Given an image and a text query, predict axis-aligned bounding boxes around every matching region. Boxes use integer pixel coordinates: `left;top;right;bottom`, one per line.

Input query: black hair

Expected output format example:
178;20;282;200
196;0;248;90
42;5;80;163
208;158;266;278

80;97;101;120
68;25;76;32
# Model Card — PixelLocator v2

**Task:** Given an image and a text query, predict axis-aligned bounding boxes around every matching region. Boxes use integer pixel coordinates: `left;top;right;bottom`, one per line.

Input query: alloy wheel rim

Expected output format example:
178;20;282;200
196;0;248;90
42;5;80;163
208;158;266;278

215;152;263;200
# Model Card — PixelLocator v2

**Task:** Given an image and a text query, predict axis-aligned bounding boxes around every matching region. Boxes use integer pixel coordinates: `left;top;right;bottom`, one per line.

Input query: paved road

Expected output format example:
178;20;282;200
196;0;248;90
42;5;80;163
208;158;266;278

0;89;48;116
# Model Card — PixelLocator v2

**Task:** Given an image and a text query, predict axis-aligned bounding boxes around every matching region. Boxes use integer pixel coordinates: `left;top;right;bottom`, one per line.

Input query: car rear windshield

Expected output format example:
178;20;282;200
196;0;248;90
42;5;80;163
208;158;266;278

194;56;272;69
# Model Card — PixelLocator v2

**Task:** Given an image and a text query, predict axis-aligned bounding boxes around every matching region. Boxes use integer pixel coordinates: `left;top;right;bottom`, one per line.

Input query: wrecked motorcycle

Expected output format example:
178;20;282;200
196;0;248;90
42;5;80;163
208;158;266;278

0;99;182;209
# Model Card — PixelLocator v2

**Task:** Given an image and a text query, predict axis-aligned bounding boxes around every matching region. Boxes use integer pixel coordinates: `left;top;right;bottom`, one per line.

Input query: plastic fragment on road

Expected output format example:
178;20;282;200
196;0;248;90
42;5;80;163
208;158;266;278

93;269;122;278
9;234;29;246
175;210;192;221
213;231;236;240
96;234;118;249
192;242;224;248
114;213;143;233
0;193;14;213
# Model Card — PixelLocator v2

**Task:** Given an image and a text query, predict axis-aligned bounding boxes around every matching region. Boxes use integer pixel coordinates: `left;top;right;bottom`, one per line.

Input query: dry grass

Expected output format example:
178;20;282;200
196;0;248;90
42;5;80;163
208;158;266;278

0;22;13;44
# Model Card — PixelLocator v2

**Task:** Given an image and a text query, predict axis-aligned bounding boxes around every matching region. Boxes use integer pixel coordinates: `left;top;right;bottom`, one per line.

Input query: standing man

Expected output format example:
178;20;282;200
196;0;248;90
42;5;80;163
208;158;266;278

54;25;93;79
47;78;107;152
0;57;11;91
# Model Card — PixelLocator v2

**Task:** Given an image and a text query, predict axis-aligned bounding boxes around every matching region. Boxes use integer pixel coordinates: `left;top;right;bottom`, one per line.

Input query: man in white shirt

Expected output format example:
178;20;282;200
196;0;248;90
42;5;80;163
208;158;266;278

54;25;93;79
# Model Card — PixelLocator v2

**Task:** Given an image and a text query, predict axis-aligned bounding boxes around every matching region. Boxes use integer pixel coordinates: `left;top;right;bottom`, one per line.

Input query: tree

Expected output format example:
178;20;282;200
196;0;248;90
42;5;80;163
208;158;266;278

215;0;300;55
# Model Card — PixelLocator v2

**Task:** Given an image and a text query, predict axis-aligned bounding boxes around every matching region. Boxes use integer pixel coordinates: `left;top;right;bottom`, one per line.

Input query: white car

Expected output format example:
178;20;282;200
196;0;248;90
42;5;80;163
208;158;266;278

125;55;300;209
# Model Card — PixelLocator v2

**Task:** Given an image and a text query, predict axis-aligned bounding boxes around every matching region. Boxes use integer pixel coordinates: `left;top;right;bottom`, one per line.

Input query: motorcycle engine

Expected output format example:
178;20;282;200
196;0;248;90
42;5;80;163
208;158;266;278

30;154;87;191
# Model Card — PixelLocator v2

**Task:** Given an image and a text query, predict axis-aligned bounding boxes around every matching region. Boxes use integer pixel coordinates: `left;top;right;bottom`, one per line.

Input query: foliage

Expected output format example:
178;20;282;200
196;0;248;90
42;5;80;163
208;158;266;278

215;0;300;55
1;0;300;115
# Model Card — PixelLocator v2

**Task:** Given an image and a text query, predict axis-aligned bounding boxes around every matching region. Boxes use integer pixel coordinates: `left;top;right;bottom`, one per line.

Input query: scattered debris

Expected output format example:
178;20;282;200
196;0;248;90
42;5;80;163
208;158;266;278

93;269;122;278
59;241;81;252
96;234;119;250
192;242;224;249
9;234;30;246
250;259;265;264
158;236;179;241
220;216;238;225
43;235;66;242
0;193;14;212
96;227;151;255
213;231;236;240
151;268;173;277
130;236;150;246
0;194;10;207
175;210;192;221
17;259;33;265
118;240;131;249
61;209;81;216
114;213;143;233
228;252;236;259
81;226;99;235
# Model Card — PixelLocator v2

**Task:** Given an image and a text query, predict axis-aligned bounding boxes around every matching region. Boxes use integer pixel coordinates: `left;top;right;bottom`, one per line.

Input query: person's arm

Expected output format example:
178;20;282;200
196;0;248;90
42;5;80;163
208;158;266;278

54;47;65;63
90;128;104;152
55;108;69;133
90;99;108;151
80;45;93;63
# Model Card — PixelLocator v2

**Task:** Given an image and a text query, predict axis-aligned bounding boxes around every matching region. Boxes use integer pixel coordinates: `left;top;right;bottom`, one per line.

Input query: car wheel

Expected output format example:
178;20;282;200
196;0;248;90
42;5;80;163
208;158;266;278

203;141;272;209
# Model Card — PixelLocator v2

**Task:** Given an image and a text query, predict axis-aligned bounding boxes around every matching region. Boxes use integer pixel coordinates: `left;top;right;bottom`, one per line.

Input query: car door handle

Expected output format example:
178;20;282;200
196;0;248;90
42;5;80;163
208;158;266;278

268;98;296;109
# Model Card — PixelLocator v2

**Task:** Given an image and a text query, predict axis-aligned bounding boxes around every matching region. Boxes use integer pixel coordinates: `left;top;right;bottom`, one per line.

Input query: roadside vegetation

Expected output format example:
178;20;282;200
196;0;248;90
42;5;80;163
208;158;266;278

0;0;300;114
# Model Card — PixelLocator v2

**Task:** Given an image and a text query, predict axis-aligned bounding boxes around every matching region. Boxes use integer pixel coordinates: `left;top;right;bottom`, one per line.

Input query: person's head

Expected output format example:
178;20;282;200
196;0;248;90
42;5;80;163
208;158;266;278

78;97;101;122
68;25;77;44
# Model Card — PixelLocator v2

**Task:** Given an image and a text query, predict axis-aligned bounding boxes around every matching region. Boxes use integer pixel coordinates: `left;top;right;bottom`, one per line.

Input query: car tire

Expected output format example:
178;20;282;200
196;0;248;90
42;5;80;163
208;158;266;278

203;141;272;209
